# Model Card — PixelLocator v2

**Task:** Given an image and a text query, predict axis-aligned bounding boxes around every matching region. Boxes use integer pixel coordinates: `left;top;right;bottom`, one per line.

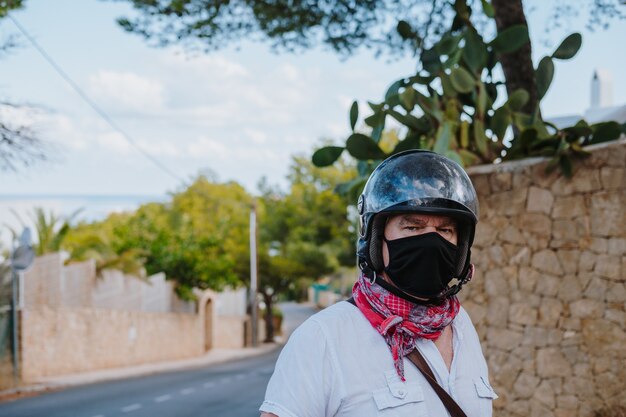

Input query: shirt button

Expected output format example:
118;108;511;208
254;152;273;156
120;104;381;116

397;389;407;398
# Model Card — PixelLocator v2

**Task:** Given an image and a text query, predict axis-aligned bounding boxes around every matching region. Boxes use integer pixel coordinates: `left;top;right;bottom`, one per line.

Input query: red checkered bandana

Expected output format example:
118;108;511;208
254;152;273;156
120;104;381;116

352;274;460;381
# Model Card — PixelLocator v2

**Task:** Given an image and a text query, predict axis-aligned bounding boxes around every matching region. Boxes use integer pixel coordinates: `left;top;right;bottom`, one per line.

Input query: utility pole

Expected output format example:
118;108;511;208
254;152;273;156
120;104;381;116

10;228;34;384
249;201;258;347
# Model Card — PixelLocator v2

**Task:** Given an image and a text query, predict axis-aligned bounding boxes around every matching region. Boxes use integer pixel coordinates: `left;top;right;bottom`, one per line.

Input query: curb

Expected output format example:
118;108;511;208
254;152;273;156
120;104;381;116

0;342;282;402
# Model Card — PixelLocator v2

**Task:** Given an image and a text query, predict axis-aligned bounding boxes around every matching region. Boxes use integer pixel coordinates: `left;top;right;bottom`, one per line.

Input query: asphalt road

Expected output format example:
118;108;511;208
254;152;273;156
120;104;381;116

0;302;318;417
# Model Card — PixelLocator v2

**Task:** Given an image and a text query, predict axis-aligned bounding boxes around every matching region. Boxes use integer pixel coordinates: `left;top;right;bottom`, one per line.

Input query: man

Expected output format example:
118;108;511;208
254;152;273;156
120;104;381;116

260;151;497;417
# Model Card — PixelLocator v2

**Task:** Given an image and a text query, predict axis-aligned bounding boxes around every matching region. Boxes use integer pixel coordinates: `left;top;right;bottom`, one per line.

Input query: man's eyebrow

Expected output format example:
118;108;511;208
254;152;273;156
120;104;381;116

438;219;457;228
398;215;427;226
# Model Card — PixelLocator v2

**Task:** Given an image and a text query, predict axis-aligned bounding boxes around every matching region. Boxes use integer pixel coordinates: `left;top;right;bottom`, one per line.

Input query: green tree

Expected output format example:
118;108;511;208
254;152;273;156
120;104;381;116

0;1;47;172
116;0;624;116
255;155;355;341
64;213;145;275
113;176;252;296
6;207;81;256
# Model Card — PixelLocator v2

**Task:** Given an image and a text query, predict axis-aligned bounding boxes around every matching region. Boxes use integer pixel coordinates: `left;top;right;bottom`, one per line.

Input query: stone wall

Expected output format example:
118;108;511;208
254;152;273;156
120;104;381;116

18;254;251;381
23;254;195;314
461;139;626;417
20;306;203;381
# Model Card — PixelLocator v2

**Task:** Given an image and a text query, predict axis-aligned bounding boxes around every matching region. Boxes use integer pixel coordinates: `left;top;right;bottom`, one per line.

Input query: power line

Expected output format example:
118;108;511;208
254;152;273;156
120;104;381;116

7;14;184;183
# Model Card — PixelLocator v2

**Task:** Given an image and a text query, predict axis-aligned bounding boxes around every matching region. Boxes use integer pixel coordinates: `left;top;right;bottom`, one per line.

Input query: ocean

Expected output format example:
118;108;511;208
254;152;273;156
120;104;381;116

0;194;166;248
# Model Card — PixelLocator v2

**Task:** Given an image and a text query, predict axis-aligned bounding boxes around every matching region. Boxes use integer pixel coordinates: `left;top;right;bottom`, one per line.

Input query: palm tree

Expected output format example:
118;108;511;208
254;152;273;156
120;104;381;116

5;207;82;256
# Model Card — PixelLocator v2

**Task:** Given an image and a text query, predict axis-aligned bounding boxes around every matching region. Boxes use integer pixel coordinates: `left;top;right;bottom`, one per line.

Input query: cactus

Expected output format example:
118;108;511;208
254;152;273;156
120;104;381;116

312;3;624;194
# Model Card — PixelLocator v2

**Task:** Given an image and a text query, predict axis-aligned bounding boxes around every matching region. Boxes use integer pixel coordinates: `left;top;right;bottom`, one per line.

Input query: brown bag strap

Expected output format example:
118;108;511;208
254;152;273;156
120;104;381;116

347;297;468;417
406;349;468;417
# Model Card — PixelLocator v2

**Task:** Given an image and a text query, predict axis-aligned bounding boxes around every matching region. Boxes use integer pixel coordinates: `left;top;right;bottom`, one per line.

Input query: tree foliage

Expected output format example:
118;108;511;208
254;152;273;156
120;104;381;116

64;161;355;317
1;1;48;172
66;176;252;296
6;207;81;256
115;0;624;57
311;3;625;193
254;156;355;340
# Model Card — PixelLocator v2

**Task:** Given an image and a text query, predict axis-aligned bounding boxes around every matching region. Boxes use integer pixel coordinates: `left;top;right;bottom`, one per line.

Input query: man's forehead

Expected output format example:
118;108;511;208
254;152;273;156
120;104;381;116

394;213;457;226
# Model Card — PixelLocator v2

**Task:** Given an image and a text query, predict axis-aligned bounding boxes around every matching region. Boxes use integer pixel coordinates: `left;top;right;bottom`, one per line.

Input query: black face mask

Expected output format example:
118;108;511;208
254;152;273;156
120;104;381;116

383;232;458;299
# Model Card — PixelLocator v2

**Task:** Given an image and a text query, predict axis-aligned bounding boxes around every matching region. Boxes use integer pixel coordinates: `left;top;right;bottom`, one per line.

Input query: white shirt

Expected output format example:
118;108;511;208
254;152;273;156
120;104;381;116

260;301;497;417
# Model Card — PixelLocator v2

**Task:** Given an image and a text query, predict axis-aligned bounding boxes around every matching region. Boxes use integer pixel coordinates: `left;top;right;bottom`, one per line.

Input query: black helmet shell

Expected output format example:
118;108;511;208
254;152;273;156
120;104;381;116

358;150;479;281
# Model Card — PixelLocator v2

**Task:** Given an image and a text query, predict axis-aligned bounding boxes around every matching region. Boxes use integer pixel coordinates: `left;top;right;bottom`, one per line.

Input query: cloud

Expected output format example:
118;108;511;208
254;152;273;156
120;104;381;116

88;70;165;112
186;136;229;158
95;131;132;154
243;128;267;144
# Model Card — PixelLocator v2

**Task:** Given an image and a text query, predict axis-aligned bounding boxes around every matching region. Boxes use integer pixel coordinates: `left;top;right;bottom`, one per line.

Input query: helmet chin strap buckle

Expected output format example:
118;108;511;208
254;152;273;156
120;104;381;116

439;264;475;299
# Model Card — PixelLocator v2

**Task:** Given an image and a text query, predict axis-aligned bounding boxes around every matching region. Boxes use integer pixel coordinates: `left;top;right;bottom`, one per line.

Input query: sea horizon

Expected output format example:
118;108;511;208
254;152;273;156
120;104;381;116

0;194;167;247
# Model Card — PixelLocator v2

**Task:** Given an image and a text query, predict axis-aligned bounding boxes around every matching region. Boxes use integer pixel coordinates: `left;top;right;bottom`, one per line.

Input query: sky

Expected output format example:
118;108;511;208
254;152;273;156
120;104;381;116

0;0;625;198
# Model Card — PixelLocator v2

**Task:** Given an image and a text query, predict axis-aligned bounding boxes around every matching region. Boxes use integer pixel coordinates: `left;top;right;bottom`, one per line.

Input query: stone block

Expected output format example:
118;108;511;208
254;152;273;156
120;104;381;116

519;267;540;292
605;141;626;167
511;292;541;307
552;219;586;241
591;209;625;237
508;400;530;415
570;299;604;319
487;245;507;267
487;298;510;327
489;171;513;192
589;237;609;253
606;283;626;303
530;402;556;417
532;163;560;188
487;327;523;351
562;345;586;366
513;170;532;189
522;326;549;347
526;186;554;214
533;380;556;409
594;255;622;280
474;222;497;247
556;250;579;274
572;168;603;193
591;191;624;211
551;175;576;196
462;301;487;325
524;234;550;251
535;274;561;297
518;213;552;237
608;238;626;255
484;268;510;296
557;278;582;302
577;272;594;289
592;356;613;374
471;174;491;197
487;189;528;216
511;345;534;361
556;395;579;410
605;309;626;327
531;250;564;276
509;303;538;326
536;347;573;378
600;166;626;189
583;277;608;301
551;195;585;219
512;373;540;399
506;245;531;266
499;357;523;391
578;251;597;271
538;298;563;328
500;225;526;245
573;362;591;378
595;372;625;402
